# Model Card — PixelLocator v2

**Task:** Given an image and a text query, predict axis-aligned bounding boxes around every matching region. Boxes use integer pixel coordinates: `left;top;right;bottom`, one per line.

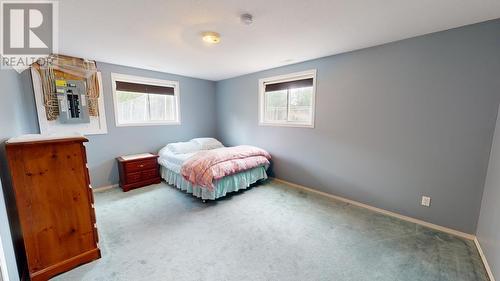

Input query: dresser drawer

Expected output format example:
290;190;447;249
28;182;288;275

141;168;159;179
126;171;142;183
124;159;157;172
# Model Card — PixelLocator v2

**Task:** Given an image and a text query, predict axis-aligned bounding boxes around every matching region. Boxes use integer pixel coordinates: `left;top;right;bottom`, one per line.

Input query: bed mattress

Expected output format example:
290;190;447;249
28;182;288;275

158;152;196;174
158;150;268;200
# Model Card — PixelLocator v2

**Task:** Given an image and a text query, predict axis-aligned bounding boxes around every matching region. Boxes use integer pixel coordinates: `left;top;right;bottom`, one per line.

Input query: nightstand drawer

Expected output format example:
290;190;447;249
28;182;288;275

124;159;157;172
126;171;142;183
141;168;159;179
117;153;161;192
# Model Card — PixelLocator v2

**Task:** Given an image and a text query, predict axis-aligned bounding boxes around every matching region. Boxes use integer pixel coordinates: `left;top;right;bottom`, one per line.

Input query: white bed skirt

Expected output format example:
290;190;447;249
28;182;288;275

160;166;268;200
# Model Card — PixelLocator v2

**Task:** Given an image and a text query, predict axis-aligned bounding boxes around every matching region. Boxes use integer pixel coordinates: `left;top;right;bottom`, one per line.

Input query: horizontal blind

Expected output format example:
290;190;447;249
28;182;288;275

116;81;174;95
265;78;313;92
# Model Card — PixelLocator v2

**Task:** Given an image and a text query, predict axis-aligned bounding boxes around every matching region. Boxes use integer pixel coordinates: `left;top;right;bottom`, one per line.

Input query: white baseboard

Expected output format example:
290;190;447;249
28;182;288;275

271;177;475;240
92;184;119;193
474;237;496;281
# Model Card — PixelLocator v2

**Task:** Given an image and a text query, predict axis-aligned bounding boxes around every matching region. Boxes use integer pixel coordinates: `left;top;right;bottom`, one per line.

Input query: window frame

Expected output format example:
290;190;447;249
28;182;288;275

111;73;181;127
258;69;317;128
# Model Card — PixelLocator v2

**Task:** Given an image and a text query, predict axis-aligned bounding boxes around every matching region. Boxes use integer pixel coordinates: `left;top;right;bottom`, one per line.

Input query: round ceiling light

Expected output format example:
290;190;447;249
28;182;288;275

202;32;221;44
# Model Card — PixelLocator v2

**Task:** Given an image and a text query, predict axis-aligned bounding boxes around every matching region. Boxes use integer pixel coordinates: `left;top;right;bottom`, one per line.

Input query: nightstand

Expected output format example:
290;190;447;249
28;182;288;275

117;153;162;192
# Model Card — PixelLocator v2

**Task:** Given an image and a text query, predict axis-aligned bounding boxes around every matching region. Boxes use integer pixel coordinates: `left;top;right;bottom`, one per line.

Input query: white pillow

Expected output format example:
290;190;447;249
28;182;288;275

165;141;201;154
190;138;224;150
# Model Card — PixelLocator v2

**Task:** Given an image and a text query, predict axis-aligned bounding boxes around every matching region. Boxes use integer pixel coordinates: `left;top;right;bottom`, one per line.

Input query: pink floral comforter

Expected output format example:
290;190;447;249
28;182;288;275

181;145;271;189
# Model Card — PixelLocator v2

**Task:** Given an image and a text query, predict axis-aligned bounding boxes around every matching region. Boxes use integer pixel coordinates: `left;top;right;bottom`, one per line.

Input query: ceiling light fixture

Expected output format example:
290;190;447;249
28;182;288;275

240;13;253;25
202;32;221;44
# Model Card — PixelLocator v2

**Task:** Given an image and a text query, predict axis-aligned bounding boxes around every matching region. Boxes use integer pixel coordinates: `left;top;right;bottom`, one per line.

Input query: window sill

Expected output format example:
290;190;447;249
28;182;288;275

258;122;314;128
115;121;181;127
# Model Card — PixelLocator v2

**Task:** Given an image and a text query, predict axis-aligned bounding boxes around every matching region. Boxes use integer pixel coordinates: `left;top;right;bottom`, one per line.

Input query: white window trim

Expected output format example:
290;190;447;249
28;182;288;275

111;73;181;127
258;69;317;128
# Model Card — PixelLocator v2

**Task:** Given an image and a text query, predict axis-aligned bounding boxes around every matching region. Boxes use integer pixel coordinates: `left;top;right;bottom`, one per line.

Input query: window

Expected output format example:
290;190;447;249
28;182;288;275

259;69;316;127
111;73;180;126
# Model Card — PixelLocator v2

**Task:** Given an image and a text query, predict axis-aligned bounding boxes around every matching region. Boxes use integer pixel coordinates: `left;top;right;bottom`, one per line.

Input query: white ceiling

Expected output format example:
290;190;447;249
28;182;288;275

59;0;500;81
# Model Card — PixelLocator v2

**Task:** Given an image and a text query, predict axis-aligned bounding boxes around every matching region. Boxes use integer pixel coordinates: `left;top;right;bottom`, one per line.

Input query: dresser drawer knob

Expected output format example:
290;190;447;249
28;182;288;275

139;164;144;167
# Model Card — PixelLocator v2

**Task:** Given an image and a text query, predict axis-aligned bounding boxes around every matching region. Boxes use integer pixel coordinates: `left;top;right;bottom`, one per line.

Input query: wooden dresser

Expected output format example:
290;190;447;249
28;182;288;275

117;153;161;192
6;135;100;281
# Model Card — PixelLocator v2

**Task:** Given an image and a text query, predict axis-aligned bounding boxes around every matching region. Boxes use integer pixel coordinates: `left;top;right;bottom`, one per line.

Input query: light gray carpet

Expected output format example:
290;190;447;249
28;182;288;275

53;180;488;281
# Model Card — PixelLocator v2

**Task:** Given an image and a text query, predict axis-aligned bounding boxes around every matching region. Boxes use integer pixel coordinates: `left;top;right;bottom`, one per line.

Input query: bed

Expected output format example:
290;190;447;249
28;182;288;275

158;138;270;200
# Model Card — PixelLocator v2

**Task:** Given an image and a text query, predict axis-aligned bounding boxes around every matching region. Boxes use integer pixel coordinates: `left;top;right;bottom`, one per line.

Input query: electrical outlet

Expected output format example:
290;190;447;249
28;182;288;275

421;196;431;207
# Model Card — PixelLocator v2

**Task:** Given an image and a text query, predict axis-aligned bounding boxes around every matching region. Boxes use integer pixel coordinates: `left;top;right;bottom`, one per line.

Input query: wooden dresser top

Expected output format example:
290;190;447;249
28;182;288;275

6;134;88;146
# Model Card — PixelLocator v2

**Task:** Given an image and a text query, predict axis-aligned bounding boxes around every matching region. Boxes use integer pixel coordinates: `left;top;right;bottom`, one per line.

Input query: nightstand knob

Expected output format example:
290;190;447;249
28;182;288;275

139;164;144;168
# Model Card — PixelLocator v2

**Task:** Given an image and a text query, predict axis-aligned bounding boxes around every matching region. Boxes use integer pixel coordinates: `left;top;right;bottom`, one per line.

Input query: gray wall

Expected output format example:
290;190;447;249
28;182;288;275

0;18;499;279
86;62;217;187
477;104;500;279
0;62;218;189
215;19;500;234
0;63;217;279
0;69;39;281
